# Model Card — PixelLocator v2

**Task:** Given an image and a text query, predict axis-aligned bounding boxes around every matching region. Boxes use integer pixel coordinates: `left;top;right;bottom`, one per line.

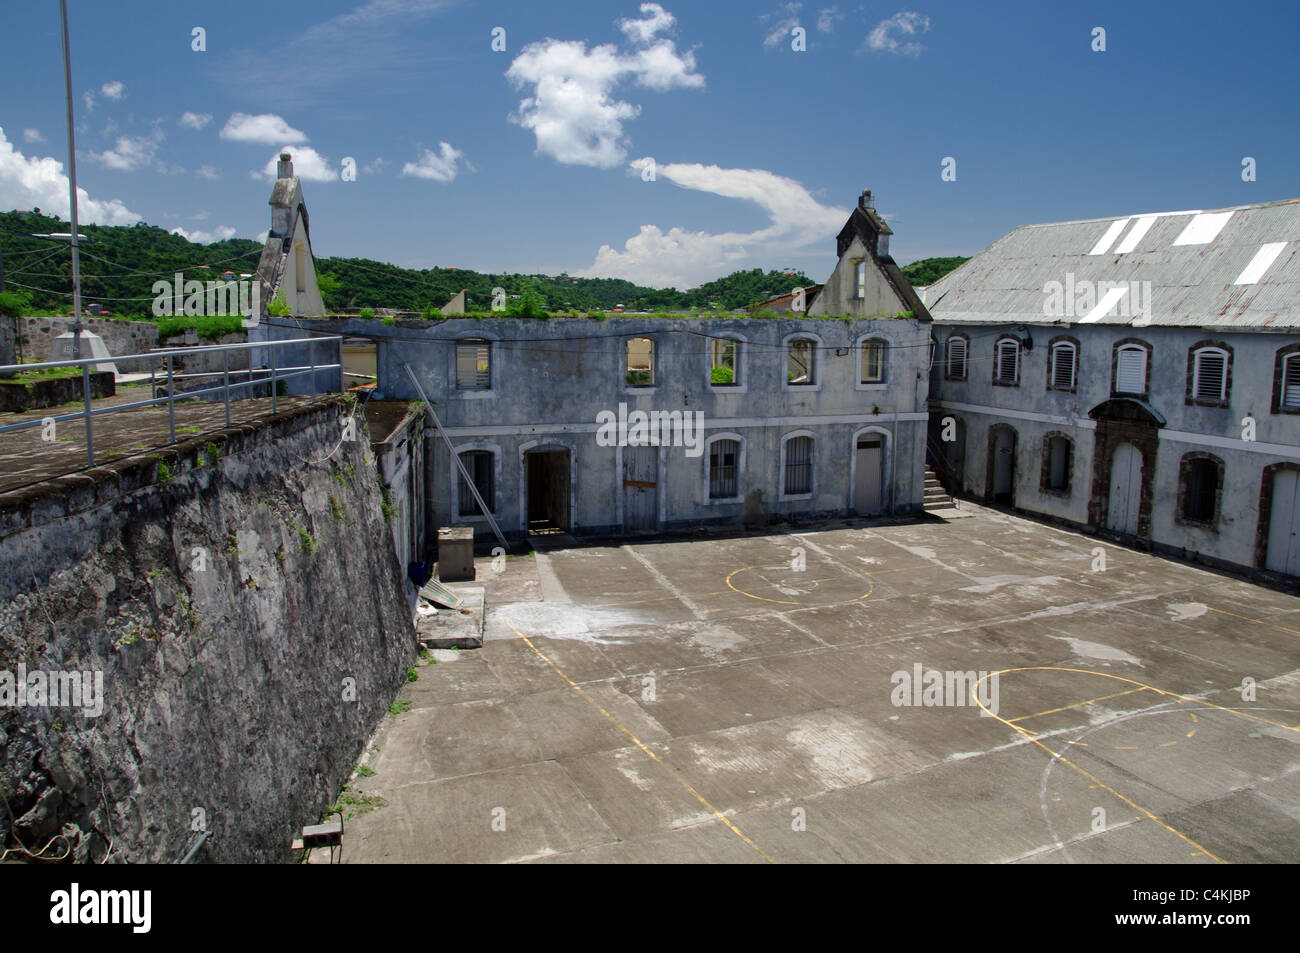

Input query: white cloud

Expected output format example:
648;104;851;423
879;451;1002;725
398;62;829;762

401;143;466;182
101;80;125;101
0;127;142;225
88;131;164;172
577;161;847;287
22;128;45;143
816;6;843;32
506;4;703;169
618;2;676;44
170;225;237;244
362;157;389;175
761;3;802;49
179;111;213;130
196;165;221;180
255;145;335;182
83;90;96;112
220;112;308;144
865;11;931;56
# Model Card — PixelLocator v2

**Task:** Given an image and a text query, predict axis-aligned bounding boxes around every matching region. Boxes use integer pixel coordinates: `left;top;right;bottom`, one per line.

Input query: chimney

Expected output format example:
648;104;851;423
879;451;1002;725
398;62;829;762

277;152;293;179
859;188;874;210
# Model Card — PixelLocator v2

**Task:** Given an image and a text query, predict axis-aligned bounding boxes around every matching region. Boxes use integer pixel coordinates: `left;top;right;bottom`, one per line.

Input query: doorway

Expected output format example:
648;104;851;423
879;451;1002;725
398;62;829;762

1106;443;1143;535
622;444;658;533
1265;469;1300;575
525;449;570;534
854;436;884;515
989;425;1016;504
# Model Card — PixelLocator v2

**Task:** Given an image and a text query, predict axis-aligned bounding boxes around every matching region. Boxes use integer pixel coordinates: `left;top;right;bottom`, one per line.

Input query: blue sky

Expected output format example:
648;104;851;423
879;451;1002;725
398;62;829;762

1;0;1297;289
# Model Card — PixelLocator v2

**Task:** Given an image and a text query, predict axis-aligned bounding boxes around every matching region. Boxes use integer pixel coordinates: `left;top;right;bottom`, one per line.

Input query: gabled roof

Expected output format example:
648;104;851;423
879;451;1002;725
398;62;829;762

921;198;1300;329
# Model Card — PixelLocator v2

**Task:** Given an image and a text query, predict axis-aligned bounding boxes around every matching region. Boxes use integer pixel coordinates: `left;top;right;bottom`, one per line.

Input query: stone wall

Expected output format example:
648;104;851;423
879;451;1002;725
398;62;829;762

21;317;159;372
0;397;416;862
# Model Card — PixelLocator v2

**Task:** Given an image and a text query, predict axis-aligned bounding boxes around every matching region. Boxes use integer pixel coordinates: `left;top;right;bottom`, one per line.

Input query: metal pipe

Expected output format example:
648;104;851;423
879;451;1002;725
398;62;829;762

166;354;175;443
59;0;82;361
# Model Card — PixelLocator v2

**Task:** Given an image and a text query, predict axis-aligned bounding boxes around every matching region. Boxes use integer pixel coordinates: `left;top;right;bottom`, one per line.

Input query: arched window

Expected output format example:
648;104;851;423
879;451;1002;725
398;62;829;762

993;337;1020;385
1188;344;1230;406
1178;453;1223;526
1048;339;1078;391
707;436;742;500
1113;341;1150;396
1041;433;1072;493
1273;345;1300;413
945;335;968;380
782;434;814;496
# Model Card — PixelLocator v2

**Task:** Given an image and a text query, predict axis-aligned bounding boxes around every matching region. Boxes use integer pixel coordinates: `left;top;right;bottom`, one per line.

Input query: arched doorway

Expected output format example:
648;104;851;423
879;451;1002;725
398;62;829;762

1106;443;1143;535
987;424;1017;504
851;428;889;515
1262;465;1300;576
1087;399;1164;538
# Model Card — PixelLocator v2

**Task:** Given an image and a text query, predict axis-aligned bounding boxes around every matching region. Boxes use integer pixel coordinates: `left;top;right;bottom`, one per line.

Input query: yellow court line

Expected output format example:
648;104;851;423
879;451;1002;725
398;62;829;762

1204;605;1300;638
971;667;1227;863
502;618;775;864
1007;687;1152;724
726;565;874;606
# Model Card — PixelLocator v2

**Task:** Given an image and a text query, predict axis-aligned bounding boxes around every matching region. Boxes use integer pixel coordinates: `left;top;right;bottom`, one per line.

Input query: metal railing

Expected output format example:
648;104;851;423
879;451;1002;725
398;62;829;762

0;336;343;468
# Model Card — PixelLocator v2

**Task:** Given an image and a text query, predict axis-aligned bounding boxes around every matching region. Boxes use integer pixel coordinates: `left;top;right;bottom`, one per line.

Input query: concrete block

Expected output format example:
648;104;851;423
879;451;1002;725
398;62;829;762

437;526;475;581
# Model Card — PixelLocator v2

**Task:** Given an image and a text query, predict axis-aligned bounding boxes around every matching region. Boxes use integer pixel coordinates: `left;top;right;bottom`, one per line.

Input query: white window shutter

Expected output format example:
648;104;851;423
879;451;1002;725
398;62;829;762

1116;347;1146;394
1194;351;1226;402
947;338;966;377
1052;345;1075;389
1284;355;1300;408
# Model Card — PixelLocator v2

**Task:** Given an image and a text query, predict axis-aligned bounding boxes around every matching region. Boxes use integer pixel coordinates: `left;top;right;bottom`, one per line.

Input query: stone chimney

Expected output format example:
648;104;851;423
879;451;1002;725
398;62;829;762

859;188;874;210
277;152;293;179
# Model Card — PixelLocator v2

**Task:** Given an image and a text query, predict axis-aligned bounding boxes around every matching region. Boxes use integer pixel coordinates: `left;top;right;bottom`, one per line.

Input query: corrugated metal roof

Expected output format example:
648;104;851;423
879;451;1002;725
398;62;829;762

921;198;1300;329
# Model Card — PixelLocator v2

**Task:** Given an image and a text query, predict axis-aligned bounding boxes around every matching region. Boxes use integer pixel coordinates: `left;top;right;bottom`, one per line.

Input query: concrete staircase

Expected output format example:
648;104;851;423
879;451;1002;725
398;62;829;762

922;467;954;511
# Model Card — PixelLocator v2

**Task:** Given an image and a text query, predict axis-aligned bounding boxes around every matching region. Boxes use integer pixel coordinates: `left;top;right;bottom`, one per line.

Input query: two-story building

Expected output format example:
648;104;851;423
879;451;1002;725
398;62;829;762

923;198;1300;581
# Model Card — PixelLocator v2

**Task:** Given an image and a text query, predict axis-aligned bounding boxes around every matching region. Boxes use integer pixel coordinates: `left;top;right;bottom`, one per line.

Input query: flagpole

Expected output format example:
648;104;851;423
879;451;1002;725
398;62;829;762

59;0;83;360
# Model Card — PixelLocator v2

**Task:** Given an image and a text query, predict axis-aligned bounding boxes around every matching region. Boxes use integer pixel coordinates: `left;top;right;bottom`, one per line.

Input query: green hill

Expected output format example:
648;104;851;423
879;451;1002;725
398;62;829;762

1;209;962;318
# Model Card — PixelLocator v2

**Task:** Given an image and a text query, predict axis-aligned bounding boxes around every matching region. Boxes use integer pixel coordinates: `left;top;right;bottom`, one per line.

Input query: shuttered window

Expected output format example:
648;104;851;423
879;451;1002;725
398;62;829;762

994;339;1019;384
1192;348;1228;403
784;436;813;495
709;439;739;499
1283;354;1300;409
946;337;967;379
1114;345;1148;395
1050;343;1076;390
456;339;491;389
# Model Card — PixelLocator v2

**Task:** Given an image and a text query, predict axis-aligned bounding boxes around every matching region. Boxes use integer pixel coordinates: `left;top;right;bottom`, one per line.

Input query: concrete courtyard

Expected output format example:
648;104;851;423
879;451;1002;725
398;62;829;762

330;504;1300;864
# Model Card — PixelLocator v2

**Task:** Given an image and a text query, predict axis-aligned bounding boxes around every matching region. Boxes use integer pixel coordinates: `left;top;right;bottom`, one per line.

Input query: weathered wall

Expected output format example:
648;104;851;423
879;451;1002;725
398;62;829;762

21;317;158;372
0;397;415;862
931;322;1300;574
256;316;932;536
